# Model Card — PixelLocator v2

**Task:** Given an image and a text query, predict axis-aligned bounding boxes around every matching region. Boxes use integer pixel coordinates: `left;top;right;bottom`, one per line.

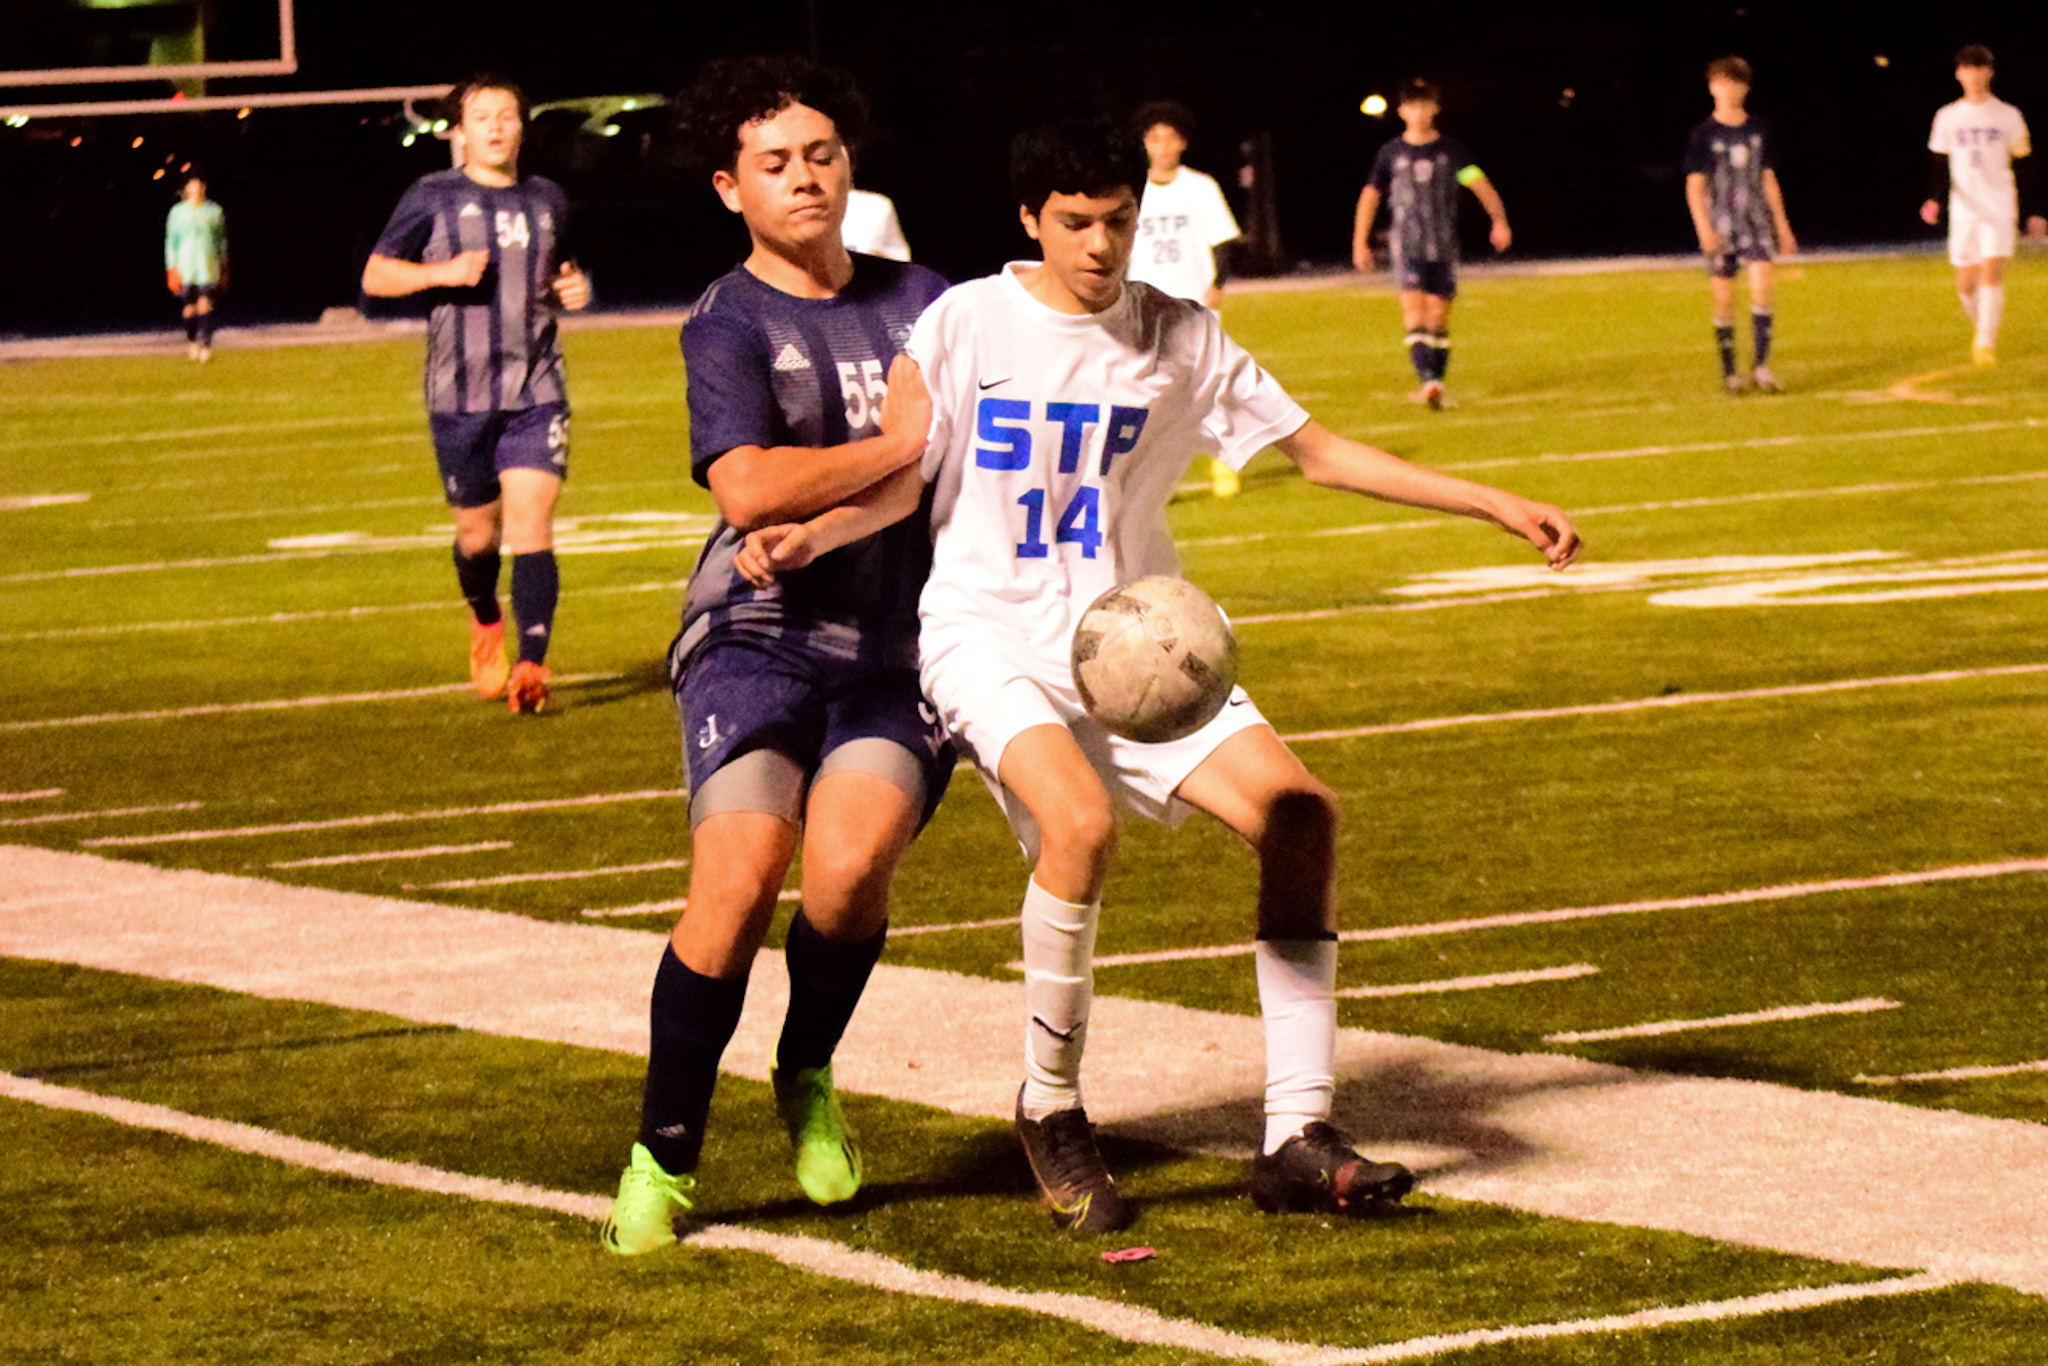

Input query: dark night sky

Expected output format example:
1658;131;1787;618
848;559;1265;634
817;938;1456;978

4;1;2043;333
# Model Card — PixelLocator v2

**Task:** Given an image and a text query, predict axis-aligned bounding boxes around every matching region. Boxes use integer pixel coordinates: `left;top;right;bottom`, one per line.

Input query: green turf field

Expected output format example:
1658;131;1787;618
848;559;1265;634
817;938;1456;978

6;254;2048;1362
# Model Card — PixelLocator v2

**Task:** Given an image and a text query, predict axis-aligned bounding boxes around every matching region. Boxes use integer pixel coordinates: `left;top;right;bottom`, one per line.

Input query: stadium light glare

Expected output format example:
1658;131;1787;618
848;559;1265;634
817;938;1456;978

3;115;25;128
601;123;621;137
1874;55;1890;68
238;107;252;119
401;132;416;147
131;135;144;148
1360;94;1387;117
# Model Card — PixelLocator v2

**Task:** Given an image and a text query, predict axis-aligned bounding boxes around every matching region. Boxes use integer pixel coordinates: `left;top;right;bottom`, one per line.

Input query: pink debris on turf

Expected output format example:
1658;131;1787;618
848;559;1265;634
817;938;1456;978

1101;1246;1155;1264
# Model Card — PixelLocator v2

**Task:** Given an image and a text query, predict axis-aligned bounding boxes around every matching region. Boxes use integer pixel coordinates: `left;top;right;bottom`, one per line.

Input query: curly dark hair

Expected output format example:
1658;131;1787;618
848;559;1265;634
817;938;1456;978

674;55;870;172
1010;117;1148;215
1397;78;1442;107
1132;100;1195;141
448;73;530;124
1956;44;1995;71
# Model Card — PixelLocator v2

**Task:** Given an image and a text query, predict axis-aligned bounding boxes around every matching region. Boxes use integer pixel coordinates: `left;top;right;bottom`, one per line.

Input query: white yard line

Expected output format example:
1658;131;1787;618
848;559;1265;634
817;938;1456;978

890;915;1024;938
424;858;689;889
0;801;203;828
1439;417;2048;474
1089;858;2048;968
80;788;682;848
3;672;619;733
1857;1060;2048;1087
0;788;63;802
1277;663;2048;744
1338;965;1599;1000
270;843;514;869
0;1070;1960;1364
0;494;90;511
1544;999;1901;1045
578;890;800;918
8;846;2048;1298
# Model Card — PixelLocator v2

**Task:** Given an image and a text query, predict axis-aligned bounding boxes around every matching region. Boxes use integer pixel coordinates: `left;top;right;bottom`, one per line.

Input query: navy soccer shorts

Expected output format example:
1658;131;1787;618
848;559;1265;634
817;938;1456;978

429;401;570;508
1707;244;1773;278
1393;255;1458;300
674;630;954;830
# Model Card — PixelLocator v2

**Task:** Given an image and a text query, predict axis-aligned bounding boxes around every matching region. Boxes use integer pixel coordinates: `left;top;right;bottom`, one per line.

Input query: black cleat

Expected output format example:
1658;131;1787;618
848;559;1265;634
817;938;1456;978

1249;1121;1415;1215
1014;1088;1132;1234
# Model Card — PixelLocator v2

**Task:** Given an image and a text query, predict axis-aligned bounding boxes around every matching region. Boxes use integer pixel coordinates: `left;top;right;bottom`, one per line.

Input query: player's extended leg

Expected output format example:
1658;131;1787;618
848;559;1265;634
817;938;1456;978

1708;269;1741;391
499;466;562;713
771;760;922;1204
1399;289;1434;397
192;292;215;360
1173;726;1415;1214
1745;260;1778;393
449;499;510;699
996;722;1129;1232
1972;256;2007;364
1421;292;1453;408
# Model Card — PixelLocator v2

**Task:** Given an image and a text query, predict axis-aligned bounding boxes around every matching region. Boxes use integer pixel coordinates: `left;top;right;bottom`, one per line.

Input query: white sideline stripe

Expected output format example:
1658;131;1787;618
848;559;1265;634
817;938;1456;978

1329;1274;1956;1364
2;672;620;733
270;843;513;869
0;494;90;511
577;890;800;919
1544;998;1901;1045
1857;1059;2048;1087
7;534;694;585
0;1069;1950;1366
81;788;684;847
3;548;349;584
1088;858;2048;967
890;915;1023;938
1338;964;1599;999
1277;662;2048;744
0;801;203;828
0;580;689;645
1441;417;2048;473
0;788;63;802
424;858;690;889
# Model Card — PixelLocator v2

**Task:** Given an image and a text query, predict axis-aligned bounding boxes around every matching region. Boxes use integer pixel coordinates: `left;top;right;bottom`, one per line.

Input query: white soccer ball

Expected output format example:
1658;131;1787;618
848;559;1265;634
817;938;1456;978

1070;575;1239;744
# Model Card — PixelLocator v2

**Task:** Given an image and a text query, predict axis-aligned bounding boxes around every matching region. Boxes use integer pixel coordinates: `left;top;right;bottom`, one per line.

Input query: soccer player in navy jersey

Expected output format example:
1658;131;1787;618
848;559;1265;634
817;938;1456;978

601;56;953;1255
1684;57;1797;394
1351;80;1511;410
362;75;589;714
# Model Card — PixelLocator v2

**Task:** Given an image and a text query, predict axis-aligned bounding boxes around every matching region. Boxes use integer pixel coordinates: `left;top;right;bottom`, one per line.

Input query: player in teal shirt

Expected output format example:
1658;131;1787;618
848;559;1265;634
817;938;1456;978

164;175;226;361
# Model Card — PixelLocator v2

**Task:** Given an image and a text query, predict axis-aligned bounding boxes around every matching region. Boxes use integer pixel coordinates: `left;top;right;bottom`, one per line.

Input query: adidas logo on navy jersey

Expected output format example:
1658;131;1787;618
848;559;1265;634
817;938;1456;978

772;344;811;372
459;202;483;218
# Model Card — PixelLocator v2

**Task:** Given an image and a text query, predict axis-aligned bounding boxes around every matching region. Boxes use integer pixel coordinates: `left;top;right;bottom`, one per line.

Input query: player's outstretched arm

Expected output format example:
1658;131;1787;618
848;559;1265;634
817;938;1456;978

1468;176;1512;252
1274;420;1582;569
733;463;925;587
707;355;931;529
361;250;489;297
1350;186;1381;272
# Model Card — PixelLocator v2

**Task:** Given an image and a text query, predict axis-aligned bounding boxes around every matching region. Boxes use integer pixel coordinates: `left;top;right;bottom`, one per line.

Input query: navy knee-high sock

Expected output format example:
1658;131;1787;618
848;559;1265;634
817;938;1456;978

184;312;200;343
197;310;215;347
778;911;887;1074
453;545;502;625
638;944;750;1174
1751;310;1774;368
509;549;558;665
1405;331;1432;383
1714;323;1738;378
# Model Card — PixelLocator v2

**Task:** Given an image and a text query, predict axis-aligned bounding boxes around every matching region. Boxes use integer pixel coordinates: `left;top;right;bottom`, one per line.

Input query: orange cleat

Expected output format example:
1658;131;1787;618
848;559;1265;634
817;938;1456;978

469;619;511;699
506;660;551;715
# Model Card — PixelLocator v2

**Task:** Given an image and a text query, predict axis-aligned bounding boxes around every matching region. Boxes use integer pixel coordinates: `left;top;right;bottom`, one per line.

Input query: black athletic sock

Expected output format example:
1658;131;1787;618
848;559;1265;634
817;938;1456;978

453;544;502;625
184;313;199;343
638;943;750;1174
1405;331;1432;383
1715;324;1738;378
1751;310;1774;368
1430;332;1451;382
509;549;558;665
777;911;888;1074
197;311;215;347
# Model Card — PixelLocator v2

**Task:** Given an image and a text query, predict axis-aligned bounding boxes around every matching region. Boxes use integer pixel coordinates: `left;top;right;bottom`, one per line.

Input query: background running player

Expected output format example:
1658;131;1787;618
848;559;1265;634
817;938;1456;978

601;56;953;1257
1127;101;1244;496
1351;80;1511;410
1684;57;1797;394
1921;44;2046;366
739;118;1580;1235
362;75;588;715
164;174;226;362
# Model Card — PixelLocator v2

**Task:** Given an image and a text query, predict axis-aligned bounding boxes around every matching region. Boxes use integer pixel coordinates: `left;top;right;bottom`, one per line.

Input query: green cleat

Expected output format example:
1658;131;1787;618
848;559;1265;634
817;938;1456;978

773;1063;863;1205
602;1143;694;1256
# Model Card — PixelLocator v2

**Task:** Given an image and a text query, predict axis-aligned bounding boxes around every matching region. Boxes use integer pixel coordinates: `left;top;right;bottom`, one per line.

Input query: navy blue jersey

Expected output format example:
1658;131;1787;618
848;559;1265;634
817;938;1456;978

1684;117;1779;253
373;169;571;415
675;257;948;671
1371;135;1478;265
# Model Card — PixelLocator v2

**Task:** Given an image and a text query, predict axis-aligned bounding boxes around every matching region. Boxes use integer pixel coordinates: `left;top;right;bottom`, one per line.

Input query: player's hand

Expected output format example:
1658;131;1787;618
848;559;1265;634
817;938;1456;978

1498;496;1582;571
441;249;490;288
735;524;818;587
552;260;591;310
877;355;931;463
1350;243;1372;273
2026;215;2048;242
1920;200;1942;227
1698;229;1723;255
1489;220;1512;253
1778;228;1798;257
166;269;182;295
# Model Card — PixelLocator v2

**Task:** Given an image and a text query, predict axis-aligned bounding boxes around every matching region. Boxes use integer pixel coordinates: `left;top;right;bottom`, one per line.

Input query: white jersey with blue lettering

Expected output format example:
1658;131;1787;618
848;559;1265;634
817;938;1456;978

908;265;1306;672
1930;96;2032;226
1128;166;1241;301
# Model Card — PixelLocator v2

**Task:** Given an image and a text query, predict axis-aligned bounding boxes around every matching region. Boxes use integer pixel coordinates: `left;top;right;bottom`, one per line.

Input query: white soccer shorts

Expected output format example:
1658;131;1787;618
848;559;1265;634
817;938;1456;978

920;629;1269;849
1949;207;2017;267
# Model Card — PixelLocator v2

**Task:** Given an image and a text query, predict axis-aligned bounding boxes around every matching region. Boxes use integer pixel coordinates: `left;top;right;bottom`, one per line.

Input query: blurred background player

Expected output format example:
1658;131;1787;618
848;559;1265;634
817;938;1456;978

1920;44;2046;366
362;75;590;714
1351;80;1510;410
1684;56;1797;394
1128;101;1244;495
164;174;226;361
841;184;911;260
601;56;953;1256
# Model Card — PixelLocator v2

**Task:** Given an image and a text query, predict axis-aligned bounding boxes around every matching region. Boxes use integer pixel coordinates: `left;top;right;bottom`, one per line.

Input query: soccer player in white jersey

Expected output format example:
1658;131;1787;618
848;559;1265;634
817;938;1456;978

1129;101;1245;497
736;118;1581;1233
1920;45;2047;366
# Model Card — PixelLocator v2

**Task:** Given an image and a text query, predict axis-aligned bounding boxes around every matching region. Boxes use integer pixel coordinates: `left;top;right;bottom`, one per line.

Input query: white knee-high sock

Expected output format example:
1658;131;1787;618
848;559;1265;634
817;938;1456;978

1976;283;2005;348
1019;879;1099;1120
1255;938;1338;1154
1958;288;1980;325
